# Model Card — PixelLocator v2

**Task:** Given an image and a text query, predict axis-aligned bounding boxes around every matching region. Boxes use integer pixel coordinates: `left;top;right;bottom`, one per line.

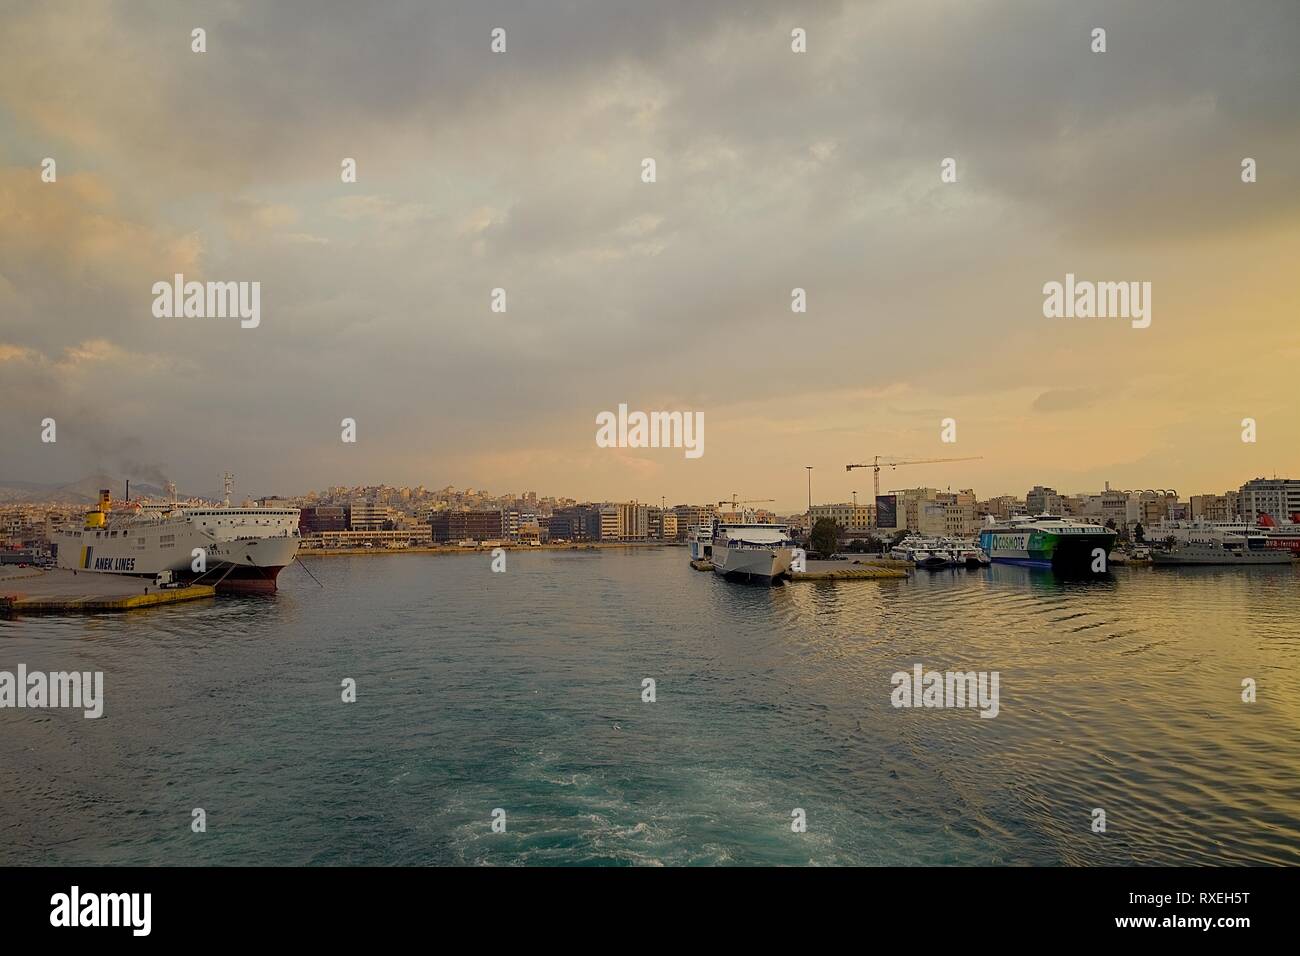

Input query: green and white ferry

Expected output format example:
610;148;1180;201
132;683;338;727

978;514;1117;571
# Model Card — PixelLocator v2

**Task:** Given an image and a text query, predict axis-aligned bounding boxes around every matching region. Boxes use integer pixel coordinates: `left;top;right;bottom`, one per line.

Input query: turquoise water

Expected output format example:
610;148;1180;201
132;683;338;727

2;547;1299;865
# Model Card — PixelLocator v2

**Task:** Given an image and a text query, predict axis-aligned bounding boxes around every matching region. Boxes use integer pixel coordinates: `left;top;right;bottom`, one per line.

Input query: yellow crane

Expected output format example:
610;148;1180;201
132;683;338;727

845;456;984;501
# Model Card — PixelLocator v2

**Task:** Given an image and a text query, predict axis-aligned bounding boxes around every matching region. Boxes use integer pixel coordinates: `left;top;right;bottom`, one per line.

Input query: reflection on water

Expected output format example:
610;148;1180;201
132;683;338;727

1;548;1298;865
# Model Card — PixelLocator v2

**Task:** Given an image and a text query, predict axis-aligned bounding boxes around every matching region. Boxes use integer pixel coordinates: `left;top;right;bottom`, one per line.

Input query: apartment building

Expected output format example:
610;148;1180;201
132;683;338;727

809;502;874;533
429;509;505;543
349;500;392;531
1238;478;1300;523
1190;492;1240;522
1025;485;1066;516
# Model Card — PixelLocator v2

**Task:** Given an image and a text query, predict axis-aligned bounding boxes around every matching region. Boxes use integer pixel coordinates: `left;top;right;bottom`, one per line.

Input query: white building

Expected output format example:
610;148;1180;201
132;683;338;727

1238;478;1300;523
597;502;650;541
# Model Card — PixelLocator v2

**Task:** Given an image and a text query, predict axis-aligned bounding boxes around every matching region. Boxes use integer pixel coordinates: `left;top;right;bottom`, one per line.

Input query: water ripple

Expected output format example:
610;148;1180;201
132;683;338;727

1;549;1297;865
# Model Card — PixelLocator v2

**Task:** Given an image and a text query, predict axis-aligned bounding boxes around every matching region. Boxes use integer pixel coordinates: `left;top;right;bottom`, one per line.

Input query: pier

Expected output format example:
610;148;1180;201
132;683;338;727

791;559;909;581
690;558;909;580
0;568;216;614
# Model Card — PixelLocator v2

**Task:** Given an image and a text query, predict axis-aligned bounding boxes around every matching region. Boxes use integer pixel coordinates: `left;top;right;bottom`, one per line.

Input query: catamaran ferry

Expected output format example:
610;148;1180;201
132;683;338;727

978;514;1116;571
53;478;300;592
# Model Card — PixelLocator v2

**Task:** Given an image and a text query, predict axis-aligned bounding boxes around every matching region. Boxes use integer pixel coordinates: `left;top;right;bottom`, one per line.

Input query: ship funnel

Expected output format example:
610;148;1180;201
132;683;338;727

85;489;111;529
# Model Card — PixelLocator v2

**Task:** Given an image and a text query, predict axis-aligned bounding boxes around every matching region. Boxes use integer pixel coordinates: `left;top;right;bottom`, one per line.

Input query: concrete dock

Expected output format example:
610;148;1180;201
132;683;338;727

690;558;909;580
790;561;908;581
0;567;216;614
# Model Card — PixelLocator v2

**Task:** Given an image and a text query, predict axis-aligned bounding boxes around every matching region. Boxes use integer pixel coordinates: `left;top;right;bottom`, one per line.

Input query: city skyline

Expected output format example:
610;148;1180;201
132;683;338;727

4;467;1291;517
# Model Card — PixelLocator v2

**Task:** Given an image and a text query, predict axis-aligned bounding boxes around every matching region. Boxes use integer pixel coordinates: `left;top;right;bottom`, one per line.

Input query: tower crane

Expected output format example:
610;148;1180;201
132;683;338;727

718;495;776;510
845;456;983;501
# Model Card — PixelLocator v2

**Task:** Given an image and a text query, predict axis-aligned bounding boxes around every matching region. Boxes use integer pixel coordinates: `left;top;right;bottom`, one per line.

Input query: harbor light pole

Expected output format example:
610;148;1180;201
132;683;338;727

805;466;813;527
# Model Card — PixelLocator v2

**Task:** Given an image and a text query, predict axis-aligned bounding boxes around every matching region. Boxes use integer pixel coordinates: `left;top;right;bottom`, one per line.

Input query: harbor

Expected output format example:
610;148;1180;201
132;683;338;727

4;544;1297;866
0;566;215;614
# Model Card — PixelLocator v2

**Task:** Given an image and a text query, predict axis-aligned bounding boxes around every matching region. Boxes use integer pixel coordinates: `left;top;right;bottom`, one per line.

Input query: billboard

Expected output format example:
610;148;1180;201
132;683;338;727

875;494;898;530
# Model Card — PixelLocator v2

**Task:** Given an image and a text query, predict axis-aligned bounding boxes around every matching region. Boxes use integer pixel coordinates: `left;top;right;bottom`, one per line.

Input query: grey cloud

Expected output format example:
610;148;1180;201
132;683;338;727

1;1;1296;493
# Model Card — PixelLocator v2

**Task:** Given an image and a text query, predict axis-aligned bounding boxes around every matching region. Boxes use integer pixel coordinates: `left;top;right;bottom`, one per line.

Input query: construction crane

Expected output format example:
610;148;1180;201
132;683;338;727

845;456;983;500
718;495;776;510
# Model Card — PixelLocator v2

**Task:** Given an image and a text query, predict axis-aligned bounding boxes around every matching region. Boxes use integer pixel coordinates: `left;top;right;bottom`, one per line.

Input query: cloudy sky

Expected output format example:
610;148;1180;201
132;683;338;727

2;0;1298;509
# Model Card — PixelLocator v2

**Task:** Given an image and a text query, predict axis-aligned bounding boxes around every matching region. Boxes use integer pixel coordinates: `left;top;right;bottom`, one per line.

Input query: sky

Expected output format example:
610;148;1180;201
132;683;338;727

1;0;1298;511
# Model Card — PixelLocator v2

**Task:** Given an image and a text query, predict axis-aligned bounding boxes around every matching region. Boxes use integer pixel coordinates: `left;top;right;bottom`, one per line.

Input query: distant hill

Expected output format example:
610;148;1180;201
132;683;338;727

0;474;180;504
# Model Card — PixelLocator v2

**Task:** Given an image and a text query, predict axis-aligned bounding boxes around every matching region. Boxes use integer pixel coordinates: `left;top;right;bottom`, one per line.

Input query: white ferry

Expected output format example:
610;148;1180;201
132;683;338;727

710;518;796;584
53;477;300;592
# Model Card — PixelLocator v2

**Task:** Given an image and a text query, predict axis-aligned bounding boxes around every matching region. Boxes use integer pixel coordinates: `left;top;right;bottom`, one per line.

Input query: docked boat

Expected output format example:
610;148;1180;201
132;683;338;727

1149;523;1292;566
978;514;1116;571
710;519;796;583
890;535;953;569
1113;545;1152;565
53;478;301;592
1150;517;1300;557
1254;514;1300;554
941;537;991;568
688;525;714;562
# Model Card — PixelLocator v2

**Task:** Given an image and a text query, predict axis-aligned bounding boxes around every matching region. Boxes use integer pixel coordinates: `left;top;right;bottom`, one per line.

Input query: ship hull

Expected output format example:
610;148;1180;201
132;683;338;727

979;528;1116;571
184;563;290;592
54;507;300;593
1151;550;1292;566
710;544;794;583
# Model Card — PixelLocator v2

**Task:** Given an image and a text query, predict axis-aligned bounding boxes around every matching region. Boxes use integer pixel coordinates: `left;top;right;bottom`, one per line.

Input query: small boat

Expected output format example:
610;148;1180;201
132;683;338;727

941;538;991;568
687;525;713;562
891;535;954;569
